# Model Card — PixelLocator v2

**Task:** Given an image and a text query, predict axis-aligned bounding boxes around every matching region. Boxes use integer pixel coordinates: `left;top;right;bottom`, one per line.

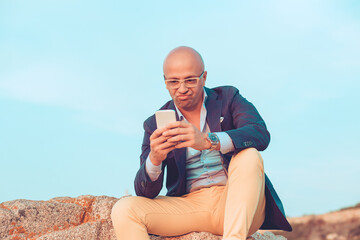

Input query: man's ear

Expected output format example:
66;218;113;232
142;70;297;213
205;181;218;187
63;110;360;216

202;71;208;85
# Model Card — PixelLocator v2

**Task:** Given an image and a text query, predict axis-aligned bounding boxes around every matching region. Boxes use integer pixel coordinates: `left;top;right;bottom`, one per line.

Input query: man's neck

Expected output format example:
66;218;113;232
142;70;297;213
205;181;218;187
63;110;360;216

179;107;201;130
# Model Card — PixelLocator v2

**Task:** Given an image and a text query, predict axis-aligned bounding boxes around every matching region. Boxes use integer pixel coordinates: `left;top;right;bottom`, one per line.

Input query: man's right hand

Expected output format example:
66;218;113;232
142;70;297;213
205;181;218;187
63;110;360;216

149;126;177;166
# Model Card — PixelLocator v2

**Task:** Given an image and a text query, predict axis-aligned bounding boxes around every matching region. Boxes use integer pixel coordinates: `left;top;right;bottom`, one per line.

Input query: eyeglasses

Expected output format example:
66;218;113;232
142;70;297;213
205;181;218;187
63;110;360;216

164;71;204;89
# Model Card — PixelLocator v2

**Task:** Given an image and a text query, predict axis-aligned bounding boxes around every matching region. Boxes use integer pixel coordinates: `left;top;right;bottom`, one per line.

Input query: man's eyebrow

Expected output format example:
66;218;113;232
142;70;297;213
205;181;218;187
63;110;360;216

184;75;198;79
166;75;198;80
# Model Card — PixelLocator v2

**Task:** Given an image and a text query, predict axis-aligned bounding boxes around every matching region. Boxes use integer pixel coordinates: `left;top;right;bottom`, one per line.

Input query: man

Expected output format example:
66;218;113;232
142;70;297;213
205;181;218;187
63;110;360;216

111;46;292;240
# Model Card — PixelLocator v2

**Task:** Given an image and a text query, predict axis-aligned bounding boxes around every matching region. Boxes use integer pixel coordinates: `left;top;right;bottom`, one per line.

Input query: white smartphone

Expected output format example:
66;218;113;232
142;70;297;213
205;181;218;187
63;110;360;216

155;110;176;129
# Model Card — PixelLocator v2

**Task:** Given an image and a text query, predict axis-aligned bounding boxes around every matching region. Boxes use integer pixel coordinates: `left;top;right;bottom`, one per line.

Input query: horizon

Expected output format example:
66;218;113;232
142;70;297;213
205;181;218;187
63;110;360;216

1;0;359;218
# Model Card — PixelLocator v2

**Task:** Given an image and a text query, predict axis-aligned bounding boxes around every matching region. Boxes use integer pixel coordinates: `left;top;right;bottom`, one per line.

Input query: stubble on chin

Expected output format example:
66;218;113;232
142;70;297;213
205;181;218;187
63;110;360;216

177;100;196;112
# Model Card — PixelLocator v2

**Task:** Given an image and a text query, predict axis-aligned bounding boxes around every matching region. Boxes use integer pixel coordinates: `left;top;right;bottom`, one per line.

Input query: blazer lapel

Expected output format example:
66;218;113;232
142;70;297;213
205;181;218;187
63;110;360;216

205;87;222;132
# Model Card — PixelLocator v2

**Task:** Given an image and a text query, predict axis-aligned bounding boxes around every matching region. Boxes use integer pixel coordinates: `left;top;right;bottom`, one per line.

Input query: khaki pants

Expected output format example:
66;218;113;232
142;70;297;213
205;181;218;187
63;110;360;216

111;148;266;240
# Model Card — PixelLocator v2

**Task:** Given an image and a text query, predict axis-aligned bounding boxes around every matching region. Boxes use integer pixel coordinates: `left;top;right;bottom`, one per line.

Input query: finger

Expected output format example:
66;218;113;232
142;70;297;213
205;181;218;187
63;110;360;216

160;139;178;148
165;120;190;129
151;135;172;148
168;146;177;152
165;121;181;129
166;134;191;143
163;127;189;137
162;144;177;151
174;141;191;149
154;141;177;154
150;127;171;141
160;145;176;155
150;128;164;140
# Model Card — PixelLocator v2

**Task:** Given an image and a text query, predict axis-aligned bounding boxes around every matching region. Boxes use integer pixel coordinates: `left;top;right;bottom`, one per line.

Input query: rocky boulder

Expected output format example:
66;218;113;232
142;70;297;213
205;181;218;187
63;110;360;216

270;204;360;240
0;195;286;240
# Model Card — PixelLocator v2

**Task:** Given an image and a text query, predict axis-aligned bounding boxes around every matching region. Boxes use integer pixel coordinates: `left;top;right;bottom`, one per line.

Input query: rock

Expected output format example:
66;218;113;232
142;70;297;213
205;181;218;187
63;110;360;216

151;232;287;240
0;195;286;240
269;204;360;240
251;232;287;240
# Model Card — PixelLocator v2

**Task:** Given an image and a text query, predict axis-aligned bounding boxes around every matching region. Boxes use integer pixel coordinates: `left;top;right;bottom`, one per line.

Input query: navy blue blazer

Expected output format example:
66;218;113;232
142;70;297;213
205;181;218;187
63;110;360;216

135;86;292;231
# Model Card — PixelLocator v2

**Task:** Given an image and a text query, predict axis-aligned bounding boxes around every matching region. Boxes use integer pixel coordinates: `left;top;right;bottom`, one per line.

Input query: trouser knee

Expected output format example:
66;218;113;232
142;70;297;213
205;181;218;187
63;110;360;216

111;196;141;225
229;148;264;174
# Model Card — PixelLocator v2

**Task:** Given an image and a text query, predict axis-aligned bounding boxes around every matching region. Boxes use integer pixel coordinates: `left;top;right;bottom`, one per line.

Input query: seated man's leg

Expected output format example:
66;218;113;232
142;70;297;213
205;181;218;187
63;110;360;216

111;189;223;240
214;148;266;240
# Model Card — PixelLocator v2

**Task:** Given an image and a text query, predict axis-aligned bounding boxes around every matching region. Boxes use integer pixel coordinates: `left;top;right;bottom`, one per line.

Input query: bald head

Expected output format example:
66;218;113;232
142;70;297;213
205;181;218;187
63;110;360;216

163;46;205;78
162;46;207;112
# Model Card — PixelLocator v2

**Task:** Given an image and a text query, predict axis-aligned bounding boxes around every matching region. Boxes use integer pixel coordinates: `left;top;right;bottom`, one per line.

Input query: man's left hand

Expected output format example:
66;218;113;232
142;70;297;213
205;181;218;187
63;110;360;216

162;121;211;150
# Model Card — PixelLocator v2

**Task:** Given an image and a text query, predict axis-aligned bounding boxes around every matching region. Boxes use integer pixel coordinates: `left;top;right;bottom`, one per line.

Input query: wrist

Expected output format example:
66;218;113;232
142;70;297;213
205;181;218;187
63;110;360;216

203;133;212;150
149;152;162;166
206;132;220;151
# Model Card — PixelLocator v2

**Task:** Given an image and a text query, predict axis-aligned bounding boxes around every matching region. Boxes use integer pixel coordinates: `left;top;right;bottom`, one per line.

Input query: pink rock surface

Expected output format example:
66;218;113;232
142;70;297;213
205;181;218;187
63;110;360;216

0;195;286;240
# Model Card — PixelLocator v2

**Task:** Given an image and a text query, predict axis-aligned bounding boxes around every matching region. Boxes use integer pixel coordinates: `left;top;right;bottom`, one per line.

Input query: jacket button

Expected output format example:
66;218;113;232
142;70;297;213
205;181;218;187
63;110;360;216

243;141;253;147
141;181;145;188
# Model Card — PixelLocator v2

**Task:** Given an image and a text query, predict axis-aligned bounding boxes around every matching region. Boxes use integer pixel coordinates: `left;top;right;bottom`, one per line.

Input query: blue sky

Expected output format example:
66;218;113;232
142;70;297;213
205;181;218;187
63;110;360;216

0;0;359;217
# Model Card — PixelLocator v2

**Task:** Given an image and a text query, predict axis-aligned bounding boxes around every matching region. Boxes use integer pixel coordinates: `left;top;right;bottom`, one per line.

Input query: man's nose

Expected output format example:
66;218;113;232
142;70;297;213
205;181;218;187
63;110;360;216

177;81;189;93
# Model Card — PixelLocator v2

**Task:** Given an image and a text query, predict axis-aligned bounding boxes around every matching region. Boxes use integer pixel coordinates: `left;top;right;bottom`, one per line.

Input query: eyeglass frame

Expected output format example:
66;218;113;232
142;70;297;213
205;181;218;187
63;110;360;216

164;71;205;89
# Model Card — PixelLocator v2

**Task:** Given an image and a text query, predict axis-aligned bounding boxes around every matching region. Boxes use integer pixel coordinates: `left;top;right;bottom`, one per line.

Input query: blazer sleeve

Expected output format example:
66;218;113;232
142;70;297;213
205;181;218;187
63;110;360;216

134;120;165;198
224;87;270;151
